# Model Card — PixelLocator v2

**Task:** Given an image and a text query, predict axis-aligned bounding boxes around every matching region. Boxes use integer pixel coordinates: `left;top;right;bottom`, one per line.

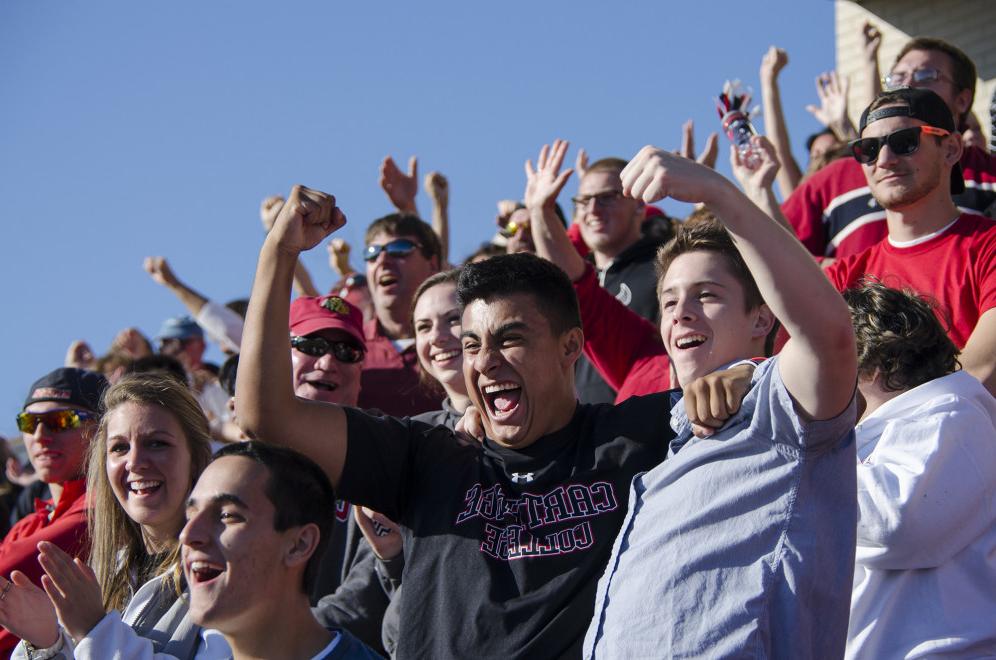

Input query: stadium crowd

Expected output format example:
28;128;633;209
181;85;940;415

0;24;994;660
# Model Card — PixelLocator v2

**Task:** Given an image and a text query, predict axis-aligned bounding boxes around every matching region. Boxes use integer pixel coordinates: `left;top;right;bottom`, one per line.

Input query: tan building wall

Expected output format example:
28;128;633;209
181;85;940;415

835;0;995;144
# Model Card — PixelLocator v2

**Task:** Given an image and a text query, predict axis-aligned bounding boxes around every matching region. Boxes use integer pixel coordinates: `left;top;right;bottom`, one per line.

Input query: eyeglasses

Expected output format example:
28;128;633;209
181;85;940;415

882;68;955;90
499;217;529;238
17;409;97;434
849;125;950;164
571;190;625;209
291;336;364;363
363;238;422;262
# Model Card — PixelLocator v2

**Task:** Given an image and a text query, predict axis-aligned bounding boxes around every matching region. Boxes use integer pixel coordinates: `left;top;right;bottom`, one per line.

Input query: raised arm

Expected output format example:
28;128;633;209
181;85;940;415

424;171;450;265
759;46;804;197
805;71;857;142
523;140;664;388
730;136;794;233
237;185;350;485
854;22;882;118
144;256;210;316
621;147;856;420
379;155;419;216
261;195;320;297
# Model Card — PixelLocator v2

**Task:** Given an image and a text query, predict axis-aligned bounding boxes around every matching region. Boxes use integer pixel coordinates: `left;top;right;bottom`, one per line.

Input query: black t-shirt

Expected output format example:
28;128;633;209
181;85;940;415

338;393;674;659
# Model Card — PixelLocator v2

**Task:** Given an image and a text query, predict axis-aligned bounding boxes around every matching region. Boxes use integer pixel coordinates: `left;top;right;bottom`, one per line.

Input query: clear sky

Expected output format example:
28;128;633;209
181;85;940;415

0;0;836;442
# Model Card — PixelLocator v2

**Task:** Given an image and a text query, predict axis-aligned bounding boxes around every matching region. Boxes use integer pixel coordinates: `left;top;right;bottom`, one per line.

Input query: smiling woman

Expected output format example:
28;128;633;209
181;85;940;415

0;374;232;660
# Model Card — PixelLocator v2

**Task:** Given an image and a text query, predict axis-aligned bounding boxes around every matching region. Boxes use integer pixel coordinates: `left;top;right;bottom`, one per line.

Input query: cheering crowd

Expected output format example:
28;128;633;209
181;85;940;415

0;24;994;660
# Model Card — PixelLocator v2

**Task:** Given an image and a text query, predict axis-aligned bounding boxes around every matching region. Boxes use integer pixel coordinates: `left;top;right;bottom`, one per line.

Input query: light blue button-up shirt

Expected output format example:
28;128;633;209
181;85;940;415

584;358;857;659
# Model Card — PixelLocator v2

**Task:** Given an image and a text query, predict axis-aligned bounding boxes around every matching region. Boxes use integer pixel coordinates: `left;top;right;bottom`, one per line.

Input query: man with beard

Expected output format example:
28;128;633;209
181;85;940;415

826;88;996;395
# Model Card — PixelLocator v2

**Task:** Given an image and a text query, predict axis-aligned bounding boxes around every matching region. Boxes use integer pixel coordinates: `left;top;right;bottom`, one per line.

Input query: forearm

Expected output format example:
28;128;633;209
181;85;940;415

528;206;586;281
959;309;996;396
856;58;881;119
761;80;803;197
709;182;855;415
741;182;794;234
164;281;208;316
293;258;320;298
431;202;449;266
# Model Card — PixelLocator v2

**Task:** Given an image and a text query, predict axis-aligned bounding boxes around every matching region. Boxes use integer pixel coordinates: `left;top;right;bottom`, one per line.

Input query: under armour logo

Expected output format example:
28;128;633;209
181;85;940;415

510;472;535;484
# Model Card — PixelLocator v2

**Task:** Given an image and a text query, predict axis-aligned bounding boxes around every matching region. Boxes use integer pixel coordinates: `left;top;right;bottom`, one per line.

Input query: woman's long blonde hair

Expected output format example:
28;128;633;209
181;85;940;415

86;373;212;611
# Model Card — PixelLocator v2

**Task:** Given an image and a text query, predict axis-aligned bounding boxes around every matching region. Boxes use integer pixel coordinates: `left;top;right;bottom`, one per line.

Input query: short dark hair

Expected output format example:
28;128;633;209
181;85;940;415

894;37;977;125
456;253;581;335
805;127;836;153
365;213;442;264
213;442;335;594
843;280;959;392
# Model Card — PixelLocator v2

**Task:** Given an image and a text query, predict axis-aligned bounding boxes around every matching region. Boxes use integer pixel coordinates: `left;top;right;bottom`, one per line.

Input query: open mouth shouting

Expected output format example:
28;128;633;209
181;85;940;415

481;381;523;420
302;377;338;393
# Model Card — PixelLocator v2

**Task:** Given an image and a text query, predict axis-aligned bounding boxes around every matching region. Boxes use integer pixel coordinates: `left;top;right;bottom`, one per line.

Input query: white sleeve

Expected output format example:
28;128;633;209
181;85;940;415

194;300;243;354
856;399;996;569
71;611;183;660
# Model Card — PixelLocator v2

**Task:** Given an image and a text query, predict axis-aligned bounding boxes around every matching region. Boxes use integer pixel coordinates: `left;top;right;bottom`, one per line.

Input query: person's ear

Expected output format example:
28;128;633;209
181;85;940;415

953;88;972;124
944;132;964;169
560;327;584;368
284;523;321;569
751;304;776;340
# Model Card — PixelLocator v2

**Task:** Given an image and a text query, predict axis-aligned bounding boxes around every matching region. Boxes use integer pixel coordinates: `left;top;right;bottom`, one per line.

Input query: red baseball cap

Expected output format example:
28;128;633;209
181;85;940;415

289;295;366;349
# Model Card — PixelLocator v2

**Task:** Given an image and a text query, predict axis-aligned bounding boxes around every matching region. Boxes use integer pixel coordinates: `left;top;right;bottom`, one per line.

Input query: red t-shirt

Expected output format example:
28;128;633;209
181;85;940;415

826;213;996;348
783;146;996;260
0;479;88;658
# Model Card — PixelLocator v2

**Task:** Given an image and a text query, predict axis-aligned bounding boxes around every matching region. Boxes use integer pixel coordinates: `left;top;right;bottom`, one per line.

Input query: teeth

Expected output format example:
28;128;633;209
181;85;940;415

190;561;221;572
129;481;162;491
676;335;707;348
433;350;461;362
483;383;519;394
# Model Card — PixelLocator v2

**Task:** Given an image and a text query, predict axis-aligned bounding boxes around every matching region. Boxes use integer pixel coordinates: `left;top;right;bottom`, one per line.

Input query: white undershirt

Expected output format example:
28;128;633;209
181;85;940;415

887;215;960;248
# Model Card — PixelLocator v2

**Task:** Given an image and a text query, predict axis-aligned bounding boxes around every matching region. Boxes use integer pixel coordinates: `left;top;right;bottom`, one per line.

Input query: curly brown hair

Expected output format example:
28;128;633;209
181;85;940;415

843;280;959;392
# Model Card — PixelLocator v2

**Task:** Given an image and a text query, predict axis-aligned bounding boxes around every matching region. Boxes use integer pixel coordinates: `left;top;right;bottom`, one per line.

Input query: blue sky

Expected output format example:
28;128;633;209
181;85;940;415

0;0;835;440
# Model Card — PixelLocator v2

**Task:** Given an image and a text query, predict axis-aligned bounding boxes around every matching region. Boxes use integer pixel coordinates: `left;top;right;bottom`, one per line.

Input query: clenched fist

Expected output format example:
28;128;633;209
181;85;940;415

266;185;347;255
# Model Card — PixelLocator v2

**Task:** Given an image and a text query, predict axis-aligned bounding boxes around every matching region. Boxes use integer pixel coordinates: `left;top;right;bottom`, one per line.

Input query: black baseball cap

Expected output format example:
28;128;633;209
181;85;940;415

858;88;964;194
23;367;109;413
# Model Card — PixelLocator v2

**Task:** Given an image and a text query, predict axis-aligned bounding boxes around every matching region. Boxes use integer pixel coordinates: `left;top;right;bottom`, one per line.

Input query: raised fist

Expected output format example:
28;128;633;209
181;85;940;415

144;256;180;289
424;171;448;205
267;185;347;255
260;195;285;233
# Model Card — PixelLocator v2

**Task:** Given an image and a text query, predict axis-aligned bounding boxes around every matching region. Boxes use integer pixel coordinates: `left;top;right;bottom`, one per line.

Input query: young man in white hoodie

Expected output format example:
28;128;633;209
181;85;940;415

843;281;996;658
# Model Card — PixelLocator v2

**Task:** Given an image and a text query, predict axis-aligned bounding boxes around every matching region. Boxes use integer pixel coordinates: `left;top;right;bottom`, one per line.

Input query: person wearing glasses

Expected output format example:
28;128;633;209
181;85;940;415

569;157;670;406
825;87;996;397
358;213;442;416
0;368;107;657
782;36;995;261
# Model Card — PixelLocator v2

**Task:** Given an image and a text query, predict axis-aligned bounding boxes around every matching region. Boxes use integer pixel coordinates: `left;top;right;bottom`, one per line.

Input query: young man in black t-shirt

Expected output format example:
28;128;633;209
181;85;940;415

236;186;740;658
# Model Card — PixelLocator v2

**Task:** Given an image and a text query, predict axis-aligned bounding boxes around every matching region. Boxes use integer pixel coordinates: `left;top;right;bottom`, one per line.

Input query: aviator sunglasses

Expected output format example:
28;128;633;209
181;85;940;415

363;238;422;262
291;336;365;363
849;125;950;165
17;409;97;434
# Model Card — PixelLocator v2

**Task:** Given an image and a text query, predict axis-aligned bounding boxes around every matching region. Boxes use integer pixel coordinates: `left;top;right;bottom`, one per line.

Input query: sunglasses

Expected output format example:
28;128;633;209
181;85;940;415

363;238;422;262
17;409;97;434
849;125;950;165
291;336;364;363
